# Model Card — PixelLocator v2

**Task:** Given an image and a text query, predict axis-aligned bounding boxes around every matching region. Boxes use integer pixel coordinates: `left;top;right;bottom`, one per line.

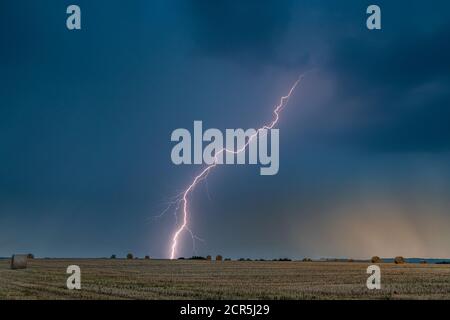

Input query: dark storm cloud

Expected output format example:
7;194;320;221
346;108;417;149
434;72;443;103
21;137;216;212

328;24;450;152
1;0;450;259
185;0;294;68
331;24;450;95
184;0;450;152
379;92;450;152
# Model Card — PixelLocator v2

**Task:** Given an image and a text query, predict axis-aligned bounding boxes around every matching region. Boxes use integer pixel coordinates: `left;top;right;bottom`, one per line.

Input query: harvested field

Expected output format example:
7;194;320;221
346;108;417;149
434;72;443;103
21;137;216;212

1;259;450;299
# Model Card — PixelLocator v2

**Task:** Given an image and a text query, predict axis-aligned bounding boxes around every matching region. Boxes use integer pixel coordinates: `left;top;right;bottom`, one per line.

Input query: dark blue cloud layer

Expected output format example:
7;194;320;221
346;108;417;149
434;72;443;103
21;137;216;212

1;0;450;258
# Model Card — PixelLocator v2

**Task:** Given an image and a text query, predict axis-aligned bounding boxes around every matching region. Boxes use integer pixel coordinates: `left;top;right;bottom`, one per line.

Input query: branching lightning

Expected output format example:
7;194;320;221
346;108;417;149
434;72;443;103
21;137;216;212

168;76;304;259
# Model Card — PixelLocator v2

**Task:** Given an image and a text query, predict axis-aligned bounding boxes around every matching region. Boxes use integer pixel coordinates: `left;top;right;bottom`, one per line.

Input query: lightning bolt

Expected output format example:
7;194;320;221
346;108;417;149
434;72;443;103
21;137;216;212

169;76;304;259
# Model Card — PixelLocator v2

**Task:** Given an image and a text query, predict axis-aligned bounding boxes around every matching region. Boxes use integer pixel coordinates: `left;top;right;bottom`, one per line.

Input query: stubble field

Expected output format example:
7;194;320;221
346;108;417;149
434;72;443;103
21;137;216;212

1;259;450;299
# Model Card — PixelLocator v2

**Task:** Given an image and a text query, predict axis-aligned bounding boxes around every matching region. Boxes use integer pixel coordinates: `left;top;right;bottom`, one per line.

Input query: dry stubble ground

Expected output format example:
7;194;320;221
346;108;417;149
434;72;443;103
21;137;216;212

1;259;450;299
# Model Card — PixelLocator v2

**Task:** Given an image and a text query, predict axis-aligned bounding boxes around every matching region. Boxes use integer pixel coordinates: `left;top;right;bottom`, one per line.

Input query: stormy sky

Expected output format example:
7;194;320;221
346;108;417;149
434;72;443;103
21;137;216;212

1;0;450;259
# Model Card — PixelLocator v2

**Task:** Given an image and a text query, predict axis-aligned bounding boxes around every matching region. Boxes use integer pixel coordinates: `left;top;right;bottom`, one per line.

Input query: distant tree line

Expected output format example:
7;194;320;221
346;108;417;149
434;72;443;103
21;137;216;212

106;253;152;259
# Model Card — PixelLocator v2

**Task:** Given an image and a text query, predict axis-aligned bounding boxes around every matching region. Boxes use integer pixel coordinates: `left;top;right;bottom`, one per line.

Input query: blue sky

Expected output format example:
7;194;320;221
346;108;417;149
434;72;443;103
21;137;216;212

1;0;450;259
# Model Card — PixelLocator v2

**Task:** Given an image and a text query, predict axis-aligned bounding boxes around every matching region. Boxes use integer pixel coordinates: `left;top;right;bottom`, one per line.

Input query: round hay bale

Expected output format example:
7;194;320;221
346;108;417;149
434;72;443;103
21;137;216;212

394;256;405;264
144;255;150;260
11;254;28;270
126;253;133;260
371;256;382;263
215;255;223;261
206;255;212;261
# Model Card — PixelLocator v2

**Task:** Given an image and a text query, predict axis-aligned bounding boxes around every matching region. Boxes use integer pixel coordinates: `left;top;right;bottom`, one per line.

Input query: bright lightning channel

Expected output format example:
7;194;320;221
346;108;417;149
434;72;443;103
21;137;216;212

169;76;303;259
